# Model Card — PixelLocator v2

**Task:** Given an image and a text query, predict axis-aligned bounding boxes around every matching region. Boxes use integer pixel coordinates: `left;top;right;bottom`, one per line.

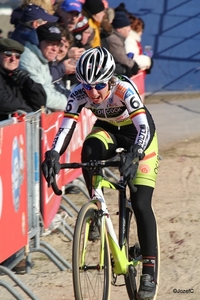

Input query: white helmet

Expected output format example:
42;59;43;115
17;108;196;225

76;47;116;84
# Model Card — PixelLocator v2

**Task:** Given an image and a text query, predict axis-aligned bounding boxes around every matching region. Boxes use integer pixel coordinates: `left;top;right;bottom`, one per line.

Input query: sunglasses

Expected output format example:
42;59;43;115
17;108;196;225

4;51;21;59
83;83;107;90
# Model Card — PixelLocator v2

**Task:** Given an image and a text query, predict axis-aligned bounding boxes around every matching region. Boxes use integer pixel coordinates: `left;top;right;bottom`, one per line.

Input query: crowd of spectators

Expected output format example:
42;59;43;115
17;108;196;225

0;0;154;120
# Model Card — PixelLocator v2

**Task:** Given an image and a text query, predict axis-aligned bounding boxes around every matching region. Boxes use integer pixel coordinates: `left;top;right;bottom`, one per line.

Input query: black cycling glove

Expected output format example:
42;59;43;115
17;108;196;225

129;144;145;160
41;150;61;187
119;145;144;182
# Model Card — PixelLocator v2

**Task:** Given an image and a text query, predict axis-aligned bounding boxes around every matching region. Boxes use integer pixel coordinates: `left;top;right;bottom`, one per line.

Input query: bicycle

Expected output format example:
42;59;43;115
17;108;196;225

51;148;160;300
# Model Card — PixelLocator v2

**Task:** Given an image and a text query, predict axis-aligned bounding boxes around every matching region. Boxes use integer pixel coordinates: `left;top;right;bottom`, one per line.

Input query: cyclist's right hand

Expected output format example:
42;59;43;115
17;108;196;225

41;150;61;187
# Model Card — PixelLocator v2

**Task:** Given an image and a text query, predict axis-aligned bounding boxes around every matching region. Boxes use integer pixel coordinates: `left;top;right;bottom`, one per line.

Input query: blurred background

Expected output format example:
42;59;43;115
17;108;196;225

1;0;200;94
109;0;200;94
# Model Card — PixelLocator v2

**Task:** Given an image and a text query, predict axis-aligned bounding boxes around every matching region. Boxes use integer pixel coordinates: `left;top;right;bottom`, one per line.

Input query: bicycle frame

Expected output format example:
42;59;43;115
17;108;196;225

51;152;141;275
90;171;140;275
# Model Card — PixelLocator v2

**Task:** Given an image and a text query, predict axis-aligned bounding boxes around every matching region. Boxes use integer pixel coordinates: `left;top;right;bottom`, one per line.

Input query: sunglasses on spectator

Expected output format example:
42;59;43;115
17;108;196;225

83;83;107;90
4;51;21;59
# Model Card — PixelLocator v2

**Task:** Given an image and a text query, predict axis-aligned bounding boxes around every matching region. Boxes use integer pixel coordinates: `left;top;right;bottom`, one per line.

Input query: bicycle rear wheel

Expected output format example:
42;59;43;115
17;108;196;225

125;203;160;300
124;201;139;300
72;202;111;300
152;211;160;300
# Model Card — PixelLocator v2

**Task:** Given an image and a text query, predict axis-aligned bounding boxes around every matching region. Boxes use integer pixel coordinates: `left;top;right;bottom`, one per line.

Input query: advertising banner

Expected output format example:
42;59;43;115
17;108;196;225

131;70;145;97
0;122;28;262
40;112;64;229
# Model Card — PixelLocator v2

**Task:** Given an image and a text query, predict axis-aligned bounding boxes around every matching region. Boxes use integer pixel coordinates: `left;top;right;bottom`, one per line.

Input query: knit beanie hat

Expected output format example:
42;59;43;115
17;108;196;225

83;0;104;15
73;16;89;39
112;11;130;29
114;2;129;14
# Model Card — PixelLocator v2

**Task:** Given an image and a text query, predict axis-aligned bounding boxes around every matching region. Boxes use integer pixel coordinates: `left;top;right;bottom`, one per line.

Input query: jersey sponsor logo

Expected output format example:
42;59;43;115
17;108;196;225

115;84;126;98
125;88;135;98
139;164;151;174
154;155;159;175
70;88;85;100
90;106;125;117
137;125;147;147
130;97;140;109
52;128;64;149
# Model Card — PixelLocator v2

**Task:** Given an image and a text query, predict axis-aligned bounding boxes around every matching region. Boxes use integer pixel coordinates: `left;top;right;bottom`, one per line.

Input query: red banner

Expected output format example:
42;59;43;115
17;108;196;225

40;110;96;229
131;70;145;97
0;123;28;263
40;112;64;229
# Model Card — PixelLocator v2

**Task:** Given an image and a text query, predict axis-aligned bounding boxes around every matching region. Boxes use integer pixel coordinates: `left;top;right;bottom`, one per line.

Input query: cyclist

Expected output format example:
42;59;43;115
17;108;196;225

41;46;159;300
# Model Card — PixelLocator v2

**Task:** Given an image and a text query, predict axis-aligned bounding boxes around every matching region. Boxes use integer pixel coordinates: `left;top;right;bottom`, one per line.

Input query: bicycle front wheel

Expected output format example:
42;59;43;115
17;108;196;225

72;202;111;300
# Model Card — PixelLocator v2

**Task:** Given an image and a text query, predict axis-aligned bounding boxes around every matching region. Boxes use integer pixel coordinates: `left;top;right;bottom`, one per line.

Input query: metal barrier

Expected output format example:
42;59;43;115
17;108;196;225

0;112;71;298
25;112;70;273
0;265;40;300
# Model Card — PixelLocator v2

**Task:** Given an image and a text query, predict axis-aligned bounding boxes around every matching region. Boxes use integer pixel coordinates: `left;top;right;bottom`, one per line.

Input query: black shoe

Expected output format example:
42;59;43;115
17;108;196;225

88;222;100;241
137;274;156;300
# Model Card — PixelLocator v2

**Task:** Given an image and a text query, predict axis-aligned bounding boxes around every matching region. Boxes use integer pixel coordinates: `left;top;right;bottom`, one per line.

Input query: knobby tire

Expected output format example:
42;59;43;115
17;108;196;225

72;202;111;300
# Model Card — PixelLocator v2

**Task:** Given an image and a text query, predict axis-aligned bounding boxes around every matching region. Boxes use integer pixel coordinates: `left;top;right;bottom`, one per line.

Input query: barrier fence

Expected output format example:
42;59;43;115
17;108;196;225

0;108;97;264
0;73;145;297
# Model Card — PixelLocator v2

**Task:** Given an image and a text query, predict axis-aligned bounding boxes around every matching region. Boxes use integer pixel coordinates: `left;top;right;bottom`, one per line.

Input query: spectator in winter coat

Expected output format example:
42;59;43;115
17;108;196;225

58;0;82;32
0;38;46;121
57;0;85;62
10;4;58;46
105;11;139;77
49;25;75;95
19;22;68;111
82;0;105;47
100;6;115;40
125;16;153;72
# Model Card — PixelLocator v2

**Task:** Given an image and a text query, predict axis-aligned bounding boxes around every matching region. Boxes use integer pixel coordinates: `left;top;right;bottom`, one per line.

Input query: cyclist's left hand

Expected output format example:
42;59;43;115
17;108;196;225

119;145;144;181
119;152;138;181
129;144;145;160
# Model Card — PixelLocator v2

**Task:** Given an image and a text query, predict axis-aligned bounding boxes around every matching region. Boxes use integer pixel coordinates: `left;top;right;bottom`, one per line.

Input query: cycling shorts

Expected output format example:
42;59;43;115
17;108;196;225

134;132;159;188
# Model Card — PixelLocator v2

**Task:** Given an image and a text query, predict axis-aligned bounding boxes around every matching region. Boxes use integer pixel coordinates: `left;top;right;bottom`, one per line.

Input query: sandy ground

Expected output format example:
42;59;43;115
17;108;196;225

0;106;200;300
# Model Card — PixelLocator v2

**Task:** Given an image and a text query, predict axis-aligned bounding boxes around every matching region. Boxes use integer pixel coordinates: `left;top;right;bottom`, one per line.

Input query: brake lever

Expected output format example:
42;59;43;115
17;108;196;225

128;180;137;193
51;178;62;196
47;167;62;195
